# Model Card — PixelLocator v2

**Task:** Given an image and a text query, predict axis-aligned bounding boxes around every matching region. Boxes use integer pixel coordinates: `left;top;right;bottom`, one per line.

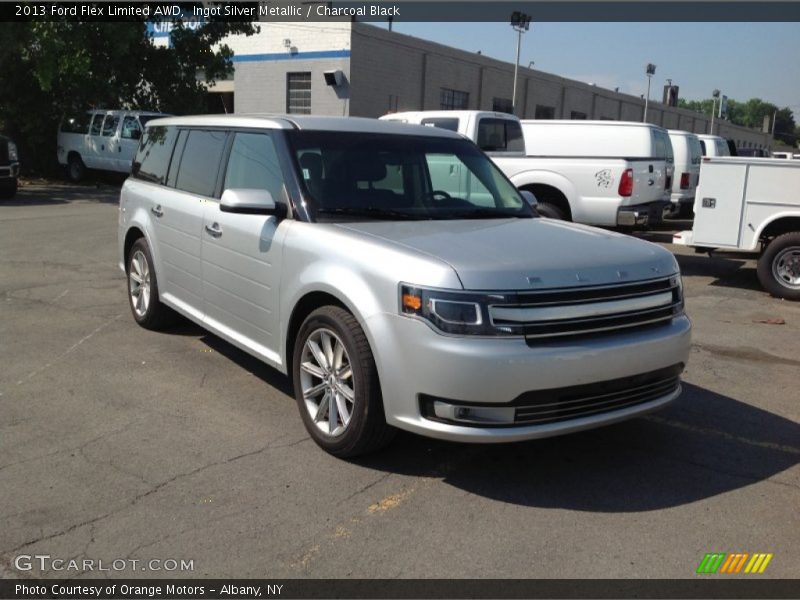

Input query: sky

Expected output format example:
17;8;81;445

378;22;800;111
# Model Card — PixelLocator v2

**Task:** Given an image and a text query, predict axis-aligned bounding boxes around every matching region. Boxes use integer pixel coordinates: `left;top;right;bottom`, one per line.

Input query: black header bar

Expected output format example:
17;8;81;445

3;1;800;22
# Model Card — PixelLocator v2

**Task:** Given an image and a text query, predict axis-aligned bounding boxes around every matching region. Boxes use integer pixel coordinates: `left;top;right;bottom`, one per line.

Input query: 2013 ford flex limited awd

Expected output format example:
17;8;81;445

118;115;691;457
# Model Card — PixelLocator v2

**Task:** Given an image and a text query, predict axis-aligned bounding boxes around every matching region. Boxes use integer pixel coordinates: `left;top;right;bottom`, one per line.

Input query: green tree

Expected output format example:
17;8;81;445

678;96;795;146
0;20;257;174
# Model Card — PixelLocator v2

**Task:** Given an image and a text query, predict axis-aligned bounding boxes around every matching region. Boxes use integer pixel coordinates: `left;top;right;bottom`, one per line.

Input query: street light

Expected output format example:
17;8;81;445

510;11;531;114
643;63;656;122
710;89;721;135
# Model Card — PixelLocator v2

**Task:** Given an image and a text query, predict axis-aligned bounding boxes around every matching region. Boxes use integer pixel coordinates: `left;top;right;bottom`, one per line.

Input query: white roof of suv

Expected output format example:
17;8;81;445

146;114;464;139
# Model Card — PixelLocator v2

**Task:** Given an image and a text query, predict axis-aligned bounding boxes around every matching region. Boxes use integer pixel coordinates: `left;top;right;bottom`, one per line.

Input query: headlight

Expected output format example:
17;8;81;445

8;141;18;162
400;284;511;336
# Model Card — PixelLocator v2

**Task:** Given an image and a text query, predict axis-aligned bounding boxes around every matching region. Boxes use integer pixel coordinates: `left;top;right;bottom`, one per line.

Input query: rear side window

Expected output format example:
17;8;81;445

688;138;703;165
121;116;142;140
699;140;707;156
102;114;120;137
174;130;228;197
223;132;285;202
420;118;459;132
653;130;673;163
132;126;178;185
61;113;91;134
477;118;524;152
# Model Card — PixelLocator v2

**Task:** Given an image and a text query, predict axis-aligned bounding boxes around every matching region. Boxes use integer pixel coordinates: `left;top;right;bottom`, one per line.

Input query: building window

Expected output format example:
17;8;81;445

570;111;588;120
440;88;469;110
492;97;513;114
534;105;555;119
286;72;311;114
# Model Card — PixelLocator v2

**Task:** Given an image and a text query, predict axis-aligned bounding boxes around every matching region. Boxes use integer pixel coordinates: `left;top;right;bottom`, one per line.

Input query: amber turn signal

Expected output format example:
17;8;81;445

402;293;422;311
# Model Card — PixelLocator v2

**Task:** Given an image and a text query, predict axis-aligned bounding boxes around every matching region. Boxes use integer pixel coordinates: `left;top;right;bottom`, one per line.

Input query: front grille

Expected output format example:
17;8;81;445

513;365;682;425
489;276;682;341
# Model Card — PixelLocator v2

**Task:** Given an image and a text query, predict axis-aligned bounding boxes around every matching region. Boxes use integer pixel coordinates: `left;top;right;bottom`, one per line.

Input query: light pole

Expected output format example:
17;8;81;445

710;89;720;134
643;63;656;122
510;11;531;114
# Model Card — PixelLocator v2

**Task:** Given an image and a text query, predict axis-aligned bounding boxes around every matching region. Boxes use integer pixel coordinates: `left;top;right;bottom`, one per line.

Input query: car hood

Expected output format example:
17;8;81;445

334;218;678;290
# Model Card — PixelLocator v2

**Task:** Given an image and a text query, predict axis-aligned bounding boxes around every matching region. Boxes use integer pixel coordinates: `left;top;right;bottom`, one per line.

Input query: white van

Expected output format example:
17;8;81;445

696;134;731;158
771;151;794;160
58;110;169;181
667;130;703;216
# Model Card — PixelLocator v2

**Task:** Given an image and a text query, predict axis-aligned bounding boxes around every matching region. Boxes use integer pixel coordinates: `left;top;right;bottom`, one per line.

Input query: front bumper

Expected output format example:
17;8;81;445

0;163;19;180
366;313;692;443
616;200;670;227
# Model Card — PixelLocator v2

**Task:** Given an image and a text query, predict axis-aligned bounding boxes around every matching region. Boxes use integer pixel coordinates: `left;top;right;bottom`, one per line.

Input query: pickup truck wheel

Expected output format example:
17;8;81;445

0;178;17;199
126;238;175;329
293;306;395;457
535;201;567;220
67;154;86;183
758;232;800;300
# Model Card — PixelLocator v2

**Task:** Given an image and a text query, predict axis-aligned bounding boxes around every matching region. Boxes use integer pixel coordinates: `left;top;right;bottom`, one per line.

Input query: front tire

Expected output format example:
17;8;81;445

757;232;800;300
534;201;568;220
126;238;175;329
292;306;395;457
67;154;86;183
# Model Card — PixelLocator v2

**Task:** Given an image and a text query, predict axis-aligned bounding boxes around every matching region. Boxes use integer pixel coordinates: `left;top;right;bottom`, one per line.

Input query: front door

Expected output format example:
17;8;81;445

201;131;288;365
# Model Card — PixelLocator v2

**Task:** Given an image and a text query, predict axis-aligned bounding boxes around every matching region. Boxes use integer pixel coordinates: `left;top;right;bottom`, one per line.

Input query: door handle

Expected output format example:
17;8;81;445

151;205;163;217
205;223;223;238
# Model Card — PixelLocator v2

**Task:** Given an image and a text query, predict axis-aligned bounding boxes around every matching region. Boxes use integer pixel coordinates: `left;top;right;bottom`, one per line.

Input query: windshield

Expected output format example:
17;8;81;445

288;131;532;221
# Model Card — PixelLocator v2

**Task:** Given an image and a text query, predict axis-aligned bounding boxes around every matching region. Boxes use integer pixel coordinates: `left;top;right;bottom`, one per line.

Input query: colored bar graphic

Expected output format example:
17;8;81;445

699;552;773;575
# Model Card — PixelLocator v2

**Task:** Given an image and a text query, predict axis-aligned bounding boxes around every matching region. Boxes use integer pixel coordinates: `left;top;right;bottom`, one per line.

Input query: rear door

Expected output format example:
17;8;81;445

134;126;215;317
652;129;672;199
201;130;287;361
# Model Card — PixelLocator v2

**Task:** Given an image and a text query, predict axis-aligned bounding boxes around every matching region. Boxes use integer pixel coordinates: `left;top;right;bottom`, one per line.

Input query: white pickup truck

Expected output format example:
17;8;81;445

380;111;672;228
673;156;800;300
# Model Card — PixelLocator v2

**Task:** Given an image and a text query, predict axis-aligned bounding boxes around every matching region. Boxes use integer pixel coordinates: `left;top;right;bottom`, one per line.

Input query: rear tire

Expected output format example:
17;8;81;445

757;232;800;300
535;201;568;220
67;154;86;183
292;306;395;457
0;178;17;199
126;238;175;329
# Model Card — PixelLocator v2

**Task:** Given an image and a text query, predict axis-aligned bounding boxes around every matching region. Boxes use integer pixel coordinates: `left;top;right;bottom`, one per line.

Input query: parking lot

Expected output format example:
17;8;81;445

1;182;798;579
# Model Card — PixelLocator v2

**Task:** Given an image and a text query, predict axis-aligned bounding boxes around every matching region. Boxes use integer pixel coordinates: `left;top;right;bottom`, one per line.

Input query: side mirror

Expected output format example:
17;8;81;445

520;190;538;208
220;189;285;217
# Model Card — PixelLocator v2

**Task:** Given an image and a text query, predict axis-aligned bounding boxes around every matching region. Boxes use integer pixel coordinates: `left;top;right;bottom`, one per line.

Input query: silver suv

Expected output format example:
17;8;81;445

118;115;691;457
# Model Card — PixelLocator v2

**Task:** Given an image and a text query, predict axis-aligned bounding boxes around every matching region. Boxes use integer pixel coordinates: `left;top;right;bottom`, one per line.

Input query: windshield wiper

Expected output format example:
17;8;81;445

316;207;426;221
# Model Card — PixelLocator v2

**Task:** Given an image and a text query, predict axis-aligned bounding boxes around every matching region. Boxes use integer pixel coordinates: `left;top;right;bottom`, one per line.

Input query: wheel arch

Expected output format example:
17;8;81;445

511;171;577;220
758;214;800;244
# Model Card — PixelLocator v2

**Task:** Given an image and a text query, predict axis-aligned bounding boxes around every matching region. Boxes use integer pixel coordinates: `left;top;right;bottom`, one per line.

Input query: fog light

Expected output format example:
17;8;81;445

433;401;515;425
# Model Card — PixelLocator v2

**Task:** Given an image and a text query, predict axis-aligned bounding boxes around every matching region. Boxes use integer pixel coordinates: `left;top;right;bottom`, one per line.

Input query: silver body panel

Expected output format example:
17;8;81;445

119;114;691;443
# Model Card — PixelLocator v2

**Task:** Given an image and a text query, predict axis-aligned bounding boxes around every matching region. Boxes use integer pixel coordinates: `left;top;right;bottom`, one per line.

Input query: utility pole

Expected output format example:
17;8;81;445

643;63;656;122
771;109;777;136
710;89;720;135
510;12;531;115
